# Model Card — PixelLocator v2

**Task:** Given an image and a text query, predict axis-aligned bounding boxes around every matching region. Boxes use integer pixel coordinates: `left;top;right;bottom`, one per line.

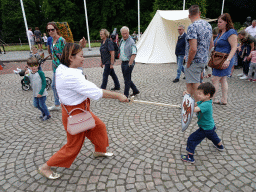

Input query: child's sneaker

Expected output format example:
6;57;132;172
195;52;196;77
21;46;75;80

253;79;256;82
42;115;51;121
248;79;252;82
213;144;224;151
181;154;195;164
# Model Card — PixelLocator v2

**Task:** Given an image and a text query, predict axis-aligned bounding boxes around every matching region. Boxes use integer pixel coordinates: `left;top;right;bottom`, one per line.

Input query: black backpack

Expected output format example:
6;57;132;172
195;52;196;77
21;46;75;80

112;41;119;59
106;38;119;59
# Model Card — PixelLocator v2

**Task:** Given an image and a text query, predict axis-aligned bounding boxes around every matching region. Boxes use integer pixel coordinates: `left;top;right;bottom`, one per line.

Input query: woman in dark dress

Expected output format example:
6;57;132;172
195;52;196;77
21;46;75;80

34;27;43;51
99;29;120;90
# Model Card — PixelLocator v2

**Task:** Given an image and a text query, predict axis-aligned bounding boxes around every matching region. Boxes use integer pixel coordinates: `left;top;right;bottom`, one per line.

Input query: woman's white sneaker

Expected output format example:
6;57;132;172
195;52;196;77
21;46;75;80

48;105;61;111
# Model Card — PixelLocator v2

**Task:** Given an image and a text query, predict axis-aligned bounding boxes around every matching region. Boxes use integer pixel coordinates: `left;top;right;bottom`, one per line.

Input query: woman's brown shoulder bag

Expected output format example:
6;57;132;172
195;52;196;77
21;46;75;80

208;50;229;70
208;33;229;70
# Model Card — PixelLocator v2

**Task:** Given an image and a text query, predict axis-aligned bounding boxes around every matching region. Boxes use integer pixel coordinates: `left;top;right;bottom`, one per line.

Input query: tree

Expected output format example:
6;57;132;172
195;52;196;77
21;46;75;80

152;0;207;17
1;0;37;43
206;0;256;25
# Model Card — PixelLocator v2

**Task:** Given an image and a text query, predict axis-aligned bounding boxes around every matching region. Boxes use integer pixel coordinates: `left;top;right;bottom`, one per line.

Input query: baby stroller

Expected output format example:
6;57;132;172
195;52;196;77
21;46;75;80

15;55;52;91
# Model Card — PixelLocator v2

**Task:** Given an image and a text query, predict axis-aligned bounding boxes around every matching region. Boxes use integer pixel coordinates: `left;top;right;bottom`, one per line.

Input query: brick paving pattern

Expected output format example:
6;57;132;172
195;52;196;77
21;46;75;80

0;59;256;192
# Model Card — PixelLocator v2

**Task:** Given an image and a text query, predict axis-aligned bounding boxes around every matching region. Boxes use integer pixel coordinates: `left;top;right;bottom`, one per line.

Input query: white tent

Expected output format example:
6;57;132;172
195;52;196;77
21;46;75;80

135;10;215;64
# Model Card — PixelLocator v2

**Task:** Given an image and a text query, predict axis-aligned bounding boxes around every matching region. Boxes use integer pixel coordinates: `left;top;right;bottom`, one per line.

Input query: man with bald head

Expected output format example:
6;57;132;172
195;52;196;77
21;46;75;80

119;26;140;98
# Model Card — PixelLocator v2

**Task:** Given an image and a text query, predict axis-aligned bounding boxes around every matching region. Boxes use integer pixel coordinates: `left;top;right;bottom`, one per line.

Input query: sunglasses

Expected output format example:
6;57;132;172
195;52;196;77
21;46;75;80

28;63;39;67
47;28;55;32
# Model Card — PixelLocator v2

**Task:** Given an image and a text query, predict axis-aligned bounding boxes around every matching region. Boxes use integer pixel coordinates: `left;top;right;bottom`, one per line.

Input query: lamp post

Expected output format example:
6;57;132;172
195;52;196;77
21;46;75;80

83;0;91;50
20;0;31;51
138;0;140;40
221;0;225;15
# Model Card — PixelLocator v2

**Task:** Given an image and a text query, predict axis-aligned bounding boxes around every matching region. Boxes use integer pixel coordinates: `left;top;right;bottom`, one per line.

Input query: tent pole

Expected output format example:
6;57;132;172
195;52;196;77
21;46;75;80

183;0;185;10
221;0;225;15
20;0;31;51
83;0;91;50
138;0;140;40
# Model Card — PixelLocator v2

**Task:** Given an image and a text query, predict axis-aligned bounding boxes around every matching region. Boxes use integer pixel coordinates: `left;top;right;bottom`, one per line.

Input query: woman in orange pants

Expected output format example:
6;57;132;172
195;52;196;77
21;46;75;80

38;43;128;179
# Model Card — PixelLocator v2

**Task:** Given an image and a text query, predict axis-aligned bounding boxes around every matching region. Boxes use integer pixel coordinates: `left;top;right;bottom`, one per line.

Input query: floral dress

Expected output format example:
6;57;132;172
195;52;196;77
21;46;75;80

51;37;66;72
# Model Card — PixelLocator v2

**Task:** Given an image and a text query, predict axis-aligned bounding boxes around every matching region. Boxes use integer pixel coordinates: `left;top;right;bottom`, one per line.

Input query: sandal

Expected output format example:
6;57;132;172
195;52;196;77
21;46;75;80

38;168;61;180
213;101;227;105
93;152;114;158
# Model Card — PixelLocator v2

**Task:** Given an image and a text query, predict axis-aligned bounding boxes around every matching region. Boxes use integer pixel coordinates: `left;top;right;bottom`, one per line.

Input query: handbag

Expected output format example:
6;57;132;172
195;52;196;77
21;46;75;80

35;37;41;43
208;51;229;70
62;103;96;135
208;33;229;70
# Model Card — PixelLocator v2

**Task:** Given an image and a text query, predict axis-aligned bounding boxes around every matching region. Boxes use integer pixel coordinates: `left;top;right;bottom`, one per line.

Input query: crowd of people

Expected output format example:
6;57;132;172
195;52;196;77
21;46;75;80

28;27;48;51
20;5;256;179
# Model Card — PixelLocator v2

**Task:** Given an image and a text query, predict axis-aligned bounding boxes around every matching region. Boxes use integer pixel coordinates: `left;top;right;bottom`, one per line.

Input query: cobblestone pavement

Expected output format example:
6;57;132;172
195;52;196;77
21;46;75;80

0;61;256;192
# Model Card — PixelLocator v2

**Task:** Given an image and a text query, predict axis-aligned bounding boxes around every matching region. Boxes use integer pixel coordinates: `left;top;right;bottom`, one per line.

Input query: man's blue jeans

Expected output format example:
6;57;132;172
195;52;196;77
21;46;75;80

33;96;50;116
175;55;185;79
52;72;60;106
101;64;120;89
121;61;139;97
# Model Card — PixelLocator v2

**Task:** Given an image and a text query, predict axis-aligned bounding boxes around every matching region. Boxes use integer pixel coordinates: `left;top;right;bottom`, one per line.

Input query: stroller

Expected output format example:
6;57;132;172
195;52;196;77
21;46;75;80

16;55;52;91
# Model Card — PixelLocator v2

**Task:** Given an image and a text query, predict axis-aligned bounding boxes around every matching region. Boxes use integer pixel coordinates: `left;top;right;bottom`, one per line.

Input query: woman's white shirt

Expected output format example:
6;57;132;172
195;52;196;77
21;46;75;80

56;64;103;106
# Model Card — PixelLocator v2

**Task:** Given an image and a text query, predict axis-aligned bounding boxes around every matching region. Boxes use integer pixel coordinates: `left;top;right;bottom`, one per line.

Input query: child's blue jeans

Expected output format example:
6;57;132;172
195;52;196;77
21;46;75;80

186;126;221;154
33;96;50;117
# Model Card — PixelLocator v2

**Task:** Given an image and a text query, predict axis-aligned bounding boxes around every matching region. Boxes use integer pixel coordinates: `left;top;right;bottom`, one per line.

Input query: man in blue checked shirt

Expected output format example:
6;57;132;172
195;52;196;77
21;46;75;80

119;26;140;98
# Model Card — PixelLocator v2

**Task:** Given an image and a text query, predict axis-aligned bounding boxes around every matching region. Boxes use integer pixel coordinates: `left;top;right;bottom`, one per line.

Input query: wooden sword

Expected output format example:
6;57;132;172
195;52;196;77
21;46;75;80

130;96;181;108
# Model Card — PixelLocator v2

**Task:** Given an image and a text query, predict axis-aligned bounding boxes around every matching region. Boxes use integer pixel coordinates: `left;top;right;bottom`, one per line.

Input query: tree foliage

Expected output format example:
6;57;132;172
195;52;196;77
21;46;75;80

0;0;255;43
152;0;207;17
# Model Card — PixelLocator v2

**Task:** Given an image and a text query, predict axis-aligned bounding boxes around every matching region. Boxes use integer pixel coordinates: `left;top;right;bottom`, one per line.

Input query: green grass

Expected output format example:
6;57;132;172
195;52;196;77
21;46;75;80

4;42;101;52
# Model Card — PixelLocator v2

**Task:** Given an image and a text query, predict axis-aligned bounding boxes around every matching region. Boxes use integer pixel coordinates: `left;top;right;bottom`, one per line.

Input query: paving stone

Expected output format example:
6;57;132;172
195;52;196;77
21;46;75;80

0;62;255;191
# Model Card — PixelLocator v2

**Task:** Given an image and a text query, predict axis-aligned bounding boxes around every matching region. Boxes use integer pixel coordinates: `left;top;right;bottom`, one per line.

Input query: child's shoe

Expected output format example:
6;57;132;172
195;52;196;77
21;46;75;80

42;115;51;121
253;79;256;82
13;70;19;74
181;154;195;164
39;115;44;119
248;79;252;82
213;144;224;151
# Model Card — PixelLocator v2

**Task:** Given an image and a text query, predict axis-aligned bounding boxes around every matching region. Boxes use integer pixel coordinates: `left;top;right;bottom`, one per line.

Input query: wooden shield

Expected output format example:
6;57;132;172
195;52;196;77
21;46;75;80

181;94;195;132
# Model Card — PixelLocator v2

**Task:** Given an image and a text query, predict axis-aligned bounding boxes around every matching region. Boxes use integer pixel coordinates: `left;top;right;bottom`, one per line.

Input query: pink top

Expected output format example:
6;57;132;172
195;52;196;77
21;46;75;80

251;50;256;63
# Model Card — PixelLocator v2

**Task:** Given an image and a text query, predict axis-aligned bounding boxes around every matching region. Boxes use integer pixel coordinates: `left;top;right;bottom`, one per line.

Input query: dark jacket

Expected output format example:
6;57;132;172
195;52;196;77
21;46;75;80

175;33;186;56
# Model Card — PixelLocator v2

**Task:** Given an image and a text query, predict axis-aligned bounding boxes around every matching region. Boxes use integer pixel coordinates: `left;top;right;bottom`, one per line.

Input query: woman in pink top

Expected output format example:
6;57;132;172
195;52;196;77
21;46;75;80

248;49;256;81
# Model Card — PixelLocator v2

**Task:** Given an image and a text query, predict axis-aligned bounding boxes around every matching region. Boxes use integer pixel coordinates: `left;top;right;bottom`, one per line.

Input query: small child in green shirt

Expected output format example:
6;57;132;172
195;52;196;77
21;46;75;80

25;57;51;121
181;82;224;163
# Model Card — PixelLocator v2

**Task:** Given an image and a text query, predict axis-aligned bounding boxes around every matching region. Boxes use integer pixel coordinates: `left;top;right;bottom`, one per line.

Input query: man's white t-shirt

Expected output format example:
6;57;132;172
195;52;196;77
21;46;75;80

245;26;256;37
28;30;34;40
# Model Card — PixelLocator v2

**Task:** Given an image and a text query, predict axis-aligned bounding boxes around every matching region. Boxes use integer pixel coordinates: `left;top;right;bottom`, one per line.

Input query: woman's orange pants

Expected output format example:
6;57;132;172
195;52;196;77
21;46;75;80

47;99;109;168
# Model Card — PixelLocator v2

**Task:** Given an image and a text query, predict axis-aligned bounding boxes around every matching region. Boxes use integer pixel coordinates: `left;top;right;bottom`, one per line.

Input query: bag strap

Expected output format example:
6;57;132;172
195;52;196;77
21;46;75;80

61;101;88;116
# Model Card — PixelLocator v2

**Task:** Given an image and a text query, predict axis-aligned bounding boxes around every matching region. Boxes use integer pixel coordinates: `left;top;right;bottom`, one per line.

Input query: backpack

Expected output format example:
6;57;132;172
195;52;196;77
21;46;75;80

106;38;119;59
112;41;119;59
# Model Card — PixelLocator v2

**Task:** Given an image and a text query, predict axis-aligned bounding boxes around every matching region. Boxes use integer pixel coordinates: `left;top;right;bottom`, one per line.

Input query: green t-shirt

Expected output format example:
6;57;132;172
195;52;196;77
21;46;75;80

196;100;215;130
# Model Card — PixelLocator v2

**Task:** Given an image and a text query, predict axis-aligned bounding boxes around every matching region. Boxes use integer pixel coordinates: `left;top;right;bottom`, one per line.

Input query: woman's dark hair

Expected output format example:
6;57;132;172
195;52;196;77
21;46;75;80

218;13;234;33
46;22;60;35
197;82;216;98
35;27;39;30
60;43;82;67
